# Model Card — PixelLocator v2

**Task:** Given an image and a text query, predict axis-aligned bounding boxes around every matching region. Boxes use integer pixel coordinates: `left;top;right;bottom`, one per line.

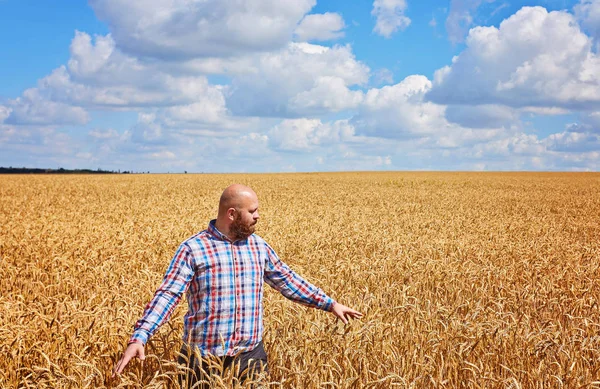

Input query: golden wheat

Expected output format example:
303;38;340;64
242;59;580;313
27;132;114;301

1;172;599;388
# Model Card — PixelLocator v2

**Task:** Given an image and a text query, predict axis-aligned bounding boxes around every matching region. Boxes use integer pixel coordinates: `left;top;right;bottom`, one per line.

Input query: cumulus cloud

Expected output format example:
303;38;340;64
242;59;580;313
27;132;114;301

452;121;600;170
68;31;116;81
37;64;216;110
44;33;220;108
3;88;89;126
89;0;316;59
429;6;600;110
268;118;354;151
353;75;449;139
574;0;600;48
372;0;411;38
227;42;369;117
471;133;545;159
545;130;600;152
6;31;239;137
295;13;345;42
349;75;511;150
290;76;364;113
68;30;250;80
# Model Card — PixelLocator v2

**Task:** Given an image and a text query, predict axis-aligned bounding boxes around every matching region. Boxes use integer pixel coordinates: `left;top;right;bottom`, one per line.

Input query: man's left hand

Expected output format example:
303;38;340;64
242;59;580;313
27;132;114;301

331;302;363;324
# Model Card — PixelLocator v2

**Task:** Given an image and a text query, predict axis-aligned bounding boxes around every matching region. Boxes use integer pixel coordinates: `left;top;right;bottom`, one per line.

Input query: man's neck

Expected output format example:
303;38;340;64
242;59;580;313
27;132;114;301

214;218;235;241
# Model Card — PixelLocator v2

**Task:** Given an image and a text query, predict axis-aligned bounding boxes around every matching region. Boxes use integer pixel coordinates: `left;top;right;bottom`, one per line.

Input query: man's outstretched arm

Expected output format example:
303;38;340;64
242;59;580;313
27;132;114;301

263;243;362;323
113;243;194;377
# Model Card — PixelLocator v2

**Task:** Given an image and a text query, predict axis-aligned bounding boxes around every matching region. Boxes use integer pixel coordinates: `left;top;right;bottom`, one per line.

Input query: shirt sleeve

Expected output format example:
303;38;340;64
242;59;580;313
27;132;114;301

263;242;335;312
129;243;195;345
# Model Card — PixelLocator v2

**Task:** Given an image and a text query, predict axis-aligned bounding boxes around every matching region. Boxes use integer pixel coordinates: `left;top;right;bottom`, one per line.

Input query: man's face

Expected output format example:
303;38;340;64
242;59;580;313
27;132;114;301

230;195;259;240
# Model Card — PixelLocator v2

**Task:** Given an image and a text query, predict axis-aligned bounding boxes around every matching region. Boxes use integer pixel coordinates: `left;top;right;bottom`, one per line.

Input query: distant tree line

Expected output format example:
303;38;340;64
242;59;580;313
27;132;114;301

0;167;140;174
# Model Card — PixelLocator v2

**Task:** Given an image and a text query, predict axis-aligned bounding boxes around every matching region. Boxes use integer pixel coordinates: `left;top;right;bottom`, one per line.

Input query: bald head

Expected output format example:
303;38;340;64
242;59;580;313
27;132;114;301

215;184;260;241
218;184;257;217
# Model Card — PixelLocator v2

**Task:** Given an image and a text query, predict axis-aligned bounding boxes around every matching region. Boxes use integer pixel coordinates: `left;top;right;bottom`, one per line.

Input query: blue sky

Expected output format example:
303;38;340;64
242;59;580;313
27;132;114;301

1;0;599;172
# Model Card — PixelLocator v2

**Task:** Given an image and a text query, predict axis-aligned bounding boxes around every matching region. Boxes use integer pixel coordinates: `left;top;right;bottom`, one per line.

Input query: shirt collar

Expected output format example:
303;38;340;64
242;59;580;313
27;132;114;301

208;219;230;241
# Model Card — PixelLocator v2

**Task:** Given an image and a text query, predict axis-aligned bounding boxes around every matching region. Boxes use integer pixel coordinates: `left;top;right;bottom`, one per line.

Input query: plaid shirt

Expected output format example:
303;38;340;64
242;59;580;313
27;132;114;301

129;220;335;356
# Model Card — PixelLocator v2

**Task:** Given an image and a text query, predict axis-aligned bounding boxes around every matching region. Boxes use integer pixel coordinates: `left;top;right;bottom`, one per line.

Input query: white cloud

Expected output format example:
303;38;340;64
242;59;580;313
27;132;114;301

68;31;116;80
0;124;79;163
290;76;364;113
268;118;354;151
0;106;11;123
89;0;316;59
6;31;240;138
8;32;370;133
574;0;600;48
372;0;411;38
150;151;176;159
4;88;89;126
454;125;600;171
353;75;450;139
129;113;165;144
37;64;205;109
227;42;369;117
470;133;545;159
166;131;273;171
349;75;513;151
295;13;345;42
545;130;600;152
429;6;600;110
43;63;216;110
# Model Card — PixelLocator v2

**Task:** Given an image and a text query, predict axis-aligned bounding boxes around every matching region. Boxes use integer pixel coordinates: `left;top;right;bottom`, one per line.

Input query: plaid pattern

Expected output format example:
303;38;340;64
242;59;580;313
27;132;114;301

129;220;335;356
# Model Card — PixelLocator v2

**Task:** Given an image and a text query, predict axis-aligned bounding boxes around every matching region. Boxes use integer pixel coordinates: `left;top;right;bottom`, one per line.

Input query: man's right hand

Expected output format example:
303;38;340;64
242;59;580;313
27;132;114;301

113;341;145;377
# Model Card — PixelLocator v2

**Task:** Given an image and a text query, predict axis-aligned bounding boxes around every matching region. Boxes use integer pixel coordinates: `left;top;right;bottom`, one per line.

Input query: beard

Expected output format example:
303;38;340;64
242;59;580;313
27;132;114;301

230;211;256;240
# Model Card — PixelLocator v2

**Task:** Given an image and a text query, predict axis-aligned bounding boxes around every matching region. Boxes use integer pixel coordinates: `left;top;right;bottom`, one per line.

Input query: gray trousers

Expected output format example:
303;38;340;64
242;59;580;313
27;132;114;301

177;342;268;388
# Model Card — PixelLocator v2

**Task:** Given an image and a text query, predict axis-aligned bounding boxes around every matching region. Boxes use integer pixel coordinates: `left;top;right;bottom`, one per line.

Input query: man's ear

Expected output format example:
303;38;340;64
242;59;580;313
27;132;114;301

227;208;236;220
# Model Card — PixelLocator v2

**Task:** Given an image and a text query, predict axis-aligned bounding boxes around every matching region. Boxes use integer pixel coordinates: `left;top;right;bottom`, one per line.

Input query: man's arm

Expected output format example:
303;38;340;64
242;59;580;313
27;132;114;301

113;243;194;376
263;243;362;323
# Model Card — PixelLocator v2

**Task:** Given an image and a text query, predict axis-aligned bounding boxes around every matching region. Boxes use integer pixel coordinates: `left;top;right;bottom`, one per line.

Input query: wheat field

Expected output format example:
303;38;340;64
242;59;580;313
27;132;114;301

1;172;599;388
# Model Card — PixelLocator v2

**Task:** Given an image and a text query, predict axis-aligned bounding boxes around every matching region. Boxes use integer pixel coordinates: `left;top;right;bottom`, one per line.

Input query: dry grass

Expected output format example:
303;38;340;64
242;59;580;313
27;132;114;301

1;172;599;388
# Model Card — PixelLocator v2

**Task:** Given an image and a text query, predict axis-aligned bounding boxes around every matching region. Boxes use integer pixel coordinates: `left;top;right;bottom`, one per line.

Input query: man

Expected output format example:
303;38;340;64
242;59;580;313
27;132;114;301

113;184;362;386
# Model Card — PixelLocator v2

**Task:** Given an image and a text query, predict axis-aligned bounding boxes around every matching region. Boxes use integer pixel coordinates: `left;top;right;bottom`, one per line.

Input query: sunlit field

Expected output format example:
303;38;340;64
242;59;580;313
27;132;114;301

1;172;599;388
